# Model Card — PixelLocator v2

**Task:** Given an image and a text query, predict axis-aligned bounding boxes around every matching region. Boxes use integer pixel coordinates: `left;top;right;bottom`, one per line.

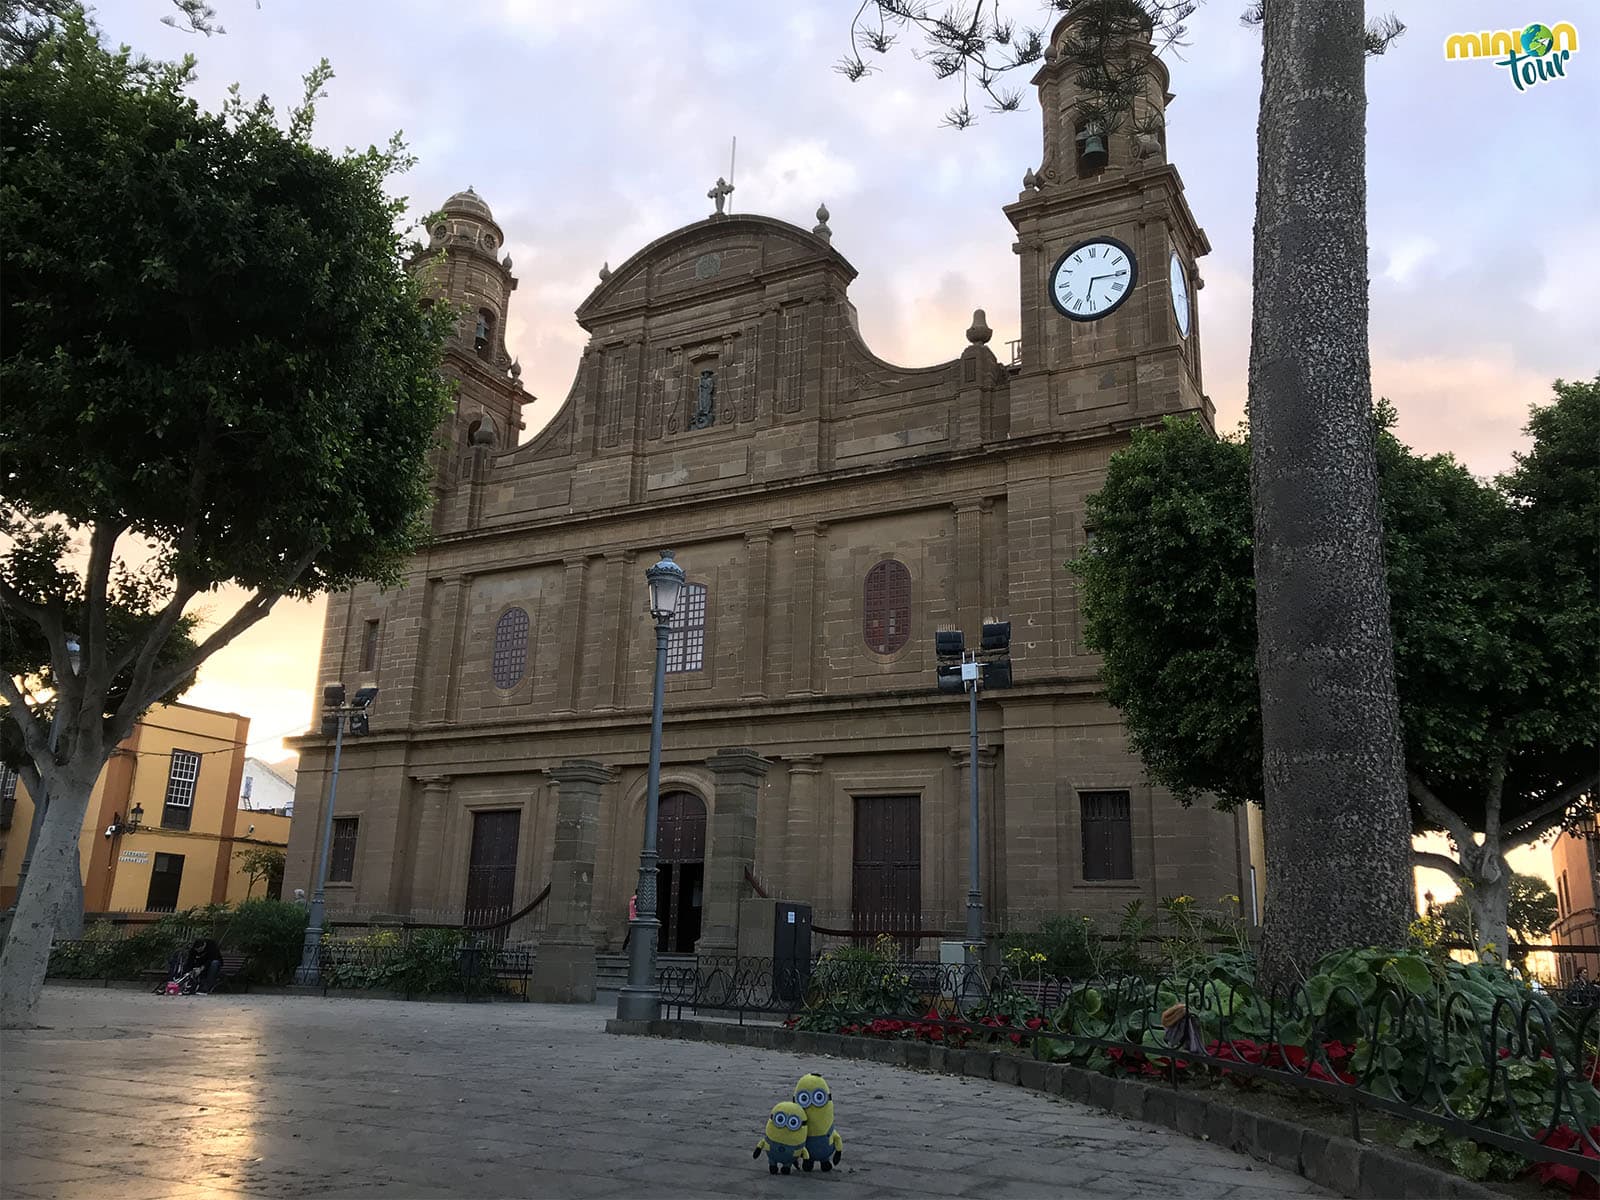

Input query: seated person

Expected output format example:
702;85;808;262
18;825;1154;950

177;936;224;994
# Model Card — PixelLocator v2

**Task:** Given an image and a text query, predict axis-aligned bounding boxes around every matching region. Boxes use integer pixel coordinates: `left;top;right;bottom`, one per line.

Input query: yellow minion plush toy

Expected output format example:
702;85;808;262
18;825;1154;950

794;1073;843;1171
753;1101;810;1174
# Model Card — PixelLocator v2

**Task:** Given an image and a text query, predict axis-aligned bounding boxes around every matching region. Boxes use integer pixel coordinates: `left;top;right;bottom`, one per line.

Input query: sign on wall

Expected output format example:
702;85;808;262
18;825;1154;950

119;850;150;864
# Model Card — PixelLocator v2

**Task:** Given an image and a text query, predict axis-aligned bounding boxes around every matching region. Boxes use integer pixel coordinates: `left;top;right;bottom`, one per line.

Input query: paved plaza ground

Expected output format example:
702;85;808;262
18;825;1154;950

1;986;1333;1199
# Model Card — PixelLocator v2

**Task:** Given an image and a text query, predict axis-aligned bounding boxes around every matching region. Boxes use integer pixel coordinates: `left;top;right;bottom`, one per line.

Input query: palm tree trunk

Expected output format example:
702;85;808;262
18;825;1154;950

1248;0;1414;985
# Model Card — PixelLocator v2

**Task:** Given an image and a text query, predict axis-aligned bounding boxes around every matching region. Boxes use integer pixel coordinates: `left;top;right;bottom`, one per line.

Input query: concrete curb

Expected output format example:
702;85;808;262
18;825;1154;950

606;1017;1499;1200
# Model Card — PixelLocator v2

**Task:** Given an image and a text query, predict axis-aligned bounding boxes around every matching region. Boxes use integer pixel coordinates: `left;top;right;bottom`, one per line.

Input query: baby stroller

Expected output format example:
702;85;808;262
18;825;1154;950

154;950;206;996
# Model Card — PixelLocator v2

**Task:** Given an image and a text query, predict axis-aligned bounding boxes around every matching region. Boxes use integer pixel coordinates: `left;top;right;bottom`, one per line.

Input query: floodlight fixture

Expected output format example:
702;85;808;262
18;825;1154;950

934;629;965;660
981;621;1012;653
322;682;347;707
351;686;380;710
982;659;1013;690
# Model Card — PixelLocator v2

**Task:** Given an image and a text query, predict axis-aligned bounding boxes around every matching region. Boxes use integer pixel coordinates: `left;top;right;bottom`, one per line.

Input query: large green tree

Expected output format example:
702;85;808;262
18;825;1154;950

0;12;454;1026
1076;379;1600;965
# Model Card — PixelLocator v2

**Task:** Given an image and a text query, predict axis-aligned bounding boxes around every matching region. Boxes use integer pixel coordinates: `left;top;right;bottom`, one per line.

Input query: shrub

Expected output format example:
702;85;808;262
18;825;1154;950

48;920;167;979
1003;901;1155;980
222;899;308;984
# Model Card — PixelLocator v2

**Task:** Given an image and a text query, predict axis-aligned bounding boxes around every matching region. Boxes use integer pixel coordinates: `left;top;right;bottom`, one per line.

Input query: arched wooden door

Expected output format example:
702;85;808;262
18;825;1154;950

656;791;706;953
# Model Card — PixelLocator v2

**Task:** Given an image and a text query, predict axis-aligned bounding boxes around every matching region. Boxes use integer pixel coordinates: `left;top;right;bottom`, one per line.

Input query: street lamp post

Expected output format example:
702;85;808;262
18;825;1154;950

12;635;81;910
966;667;982;951
294;683;378;986
935;622;1012;966
617;550;685;1022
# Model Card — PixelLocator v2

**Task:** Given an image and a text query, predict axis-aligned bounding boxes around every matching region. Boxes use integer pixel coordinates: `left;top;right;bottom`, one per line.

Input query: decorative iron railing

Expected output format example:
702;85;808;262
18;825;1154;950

658;955;1600;1179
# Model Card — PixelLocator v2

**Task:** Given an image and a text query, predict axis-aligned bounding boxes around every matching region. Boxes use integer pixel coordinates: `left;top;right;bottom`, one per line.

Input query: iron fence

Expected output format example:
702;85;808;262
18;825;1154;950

48;927;534;1000
309;937;532;1001
659;954;1600;1179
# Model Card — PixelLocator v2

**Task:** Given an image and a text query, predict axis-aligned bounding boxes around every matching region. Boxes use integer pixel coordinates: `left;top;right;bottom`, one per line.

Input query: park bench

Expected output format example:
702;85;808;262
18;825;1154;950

476;947;533;1000
1012;978;1072;1009
140;952;251;993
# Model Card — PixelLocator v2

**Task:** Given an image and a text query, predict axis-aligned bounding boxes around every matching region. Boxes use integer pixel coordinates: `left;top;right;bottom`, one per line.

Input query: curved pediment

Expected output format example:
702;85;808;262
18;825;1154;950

575;214;857;332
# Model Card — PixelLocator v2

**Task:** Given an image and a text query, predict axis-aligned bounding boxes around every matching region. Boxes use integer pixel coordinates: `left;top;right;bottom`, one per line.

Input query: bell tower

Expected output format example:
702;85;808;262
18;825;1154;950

1004;1;1212;437
409;188;527;467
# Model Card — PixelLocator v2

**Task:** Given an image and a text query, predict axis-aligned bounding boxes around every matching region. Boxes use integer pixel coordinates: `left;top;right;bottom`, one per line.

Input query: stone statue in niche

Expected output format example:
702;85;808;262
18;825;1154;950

691;369;716;430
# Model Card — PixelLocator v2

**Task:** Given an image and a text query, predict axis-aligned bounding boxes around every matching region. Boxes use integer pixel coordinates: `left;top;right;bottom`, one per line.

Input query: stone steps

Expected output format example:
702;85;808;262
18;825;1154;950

594;952;693;992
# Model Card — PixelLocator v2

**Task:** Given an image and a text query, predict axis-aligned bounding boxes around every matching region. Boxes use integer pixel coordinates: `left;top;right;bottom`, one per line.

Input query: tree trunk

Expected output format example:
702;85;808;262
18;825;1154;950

59;866;85;940
1462;849;1511;966
1249;0;1414;985
0;766;98;1028
11;780;84;939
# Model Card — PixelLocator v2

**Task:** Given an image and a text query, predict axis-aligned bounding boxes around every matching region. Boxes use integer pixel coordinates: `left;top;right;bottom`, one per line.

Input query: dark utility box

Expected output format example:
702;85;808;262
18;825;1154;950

772;901;812;1002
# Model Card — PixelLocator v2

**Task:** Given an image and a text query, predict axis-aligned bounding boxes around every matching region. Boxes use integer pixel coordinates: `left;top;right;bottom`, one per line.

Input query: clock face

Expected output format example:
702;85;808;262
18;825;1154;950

1169;251;1191;338
1048;237;1137;321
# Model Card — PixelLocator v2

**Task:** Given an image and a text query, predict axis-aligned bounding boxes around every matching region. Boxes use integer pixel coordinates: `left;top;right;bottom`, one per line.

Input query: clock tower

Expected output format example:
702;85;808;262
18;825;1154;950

1005;3;1212;438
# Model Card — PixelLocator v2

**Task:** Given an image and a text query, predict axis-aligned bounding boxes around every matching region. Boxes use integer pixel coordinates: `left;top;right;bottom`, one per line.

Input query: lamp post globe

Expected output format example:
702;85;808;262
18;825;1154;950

646;550;685;622
618;550;683;1021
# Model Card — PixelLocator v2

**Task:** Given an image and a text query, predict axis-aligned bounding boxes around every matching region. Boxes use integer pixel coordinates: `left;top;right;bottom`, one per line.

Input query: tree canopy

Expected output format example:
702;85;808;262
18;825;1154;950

1074;379;1600;858
0;9;453;1025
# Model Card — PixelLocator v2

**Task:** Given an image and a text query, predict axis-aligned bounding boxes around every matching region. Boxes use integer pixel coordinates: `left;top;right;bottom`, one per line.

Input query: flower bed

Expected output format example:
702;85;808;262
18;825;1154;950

785;940;1600;1194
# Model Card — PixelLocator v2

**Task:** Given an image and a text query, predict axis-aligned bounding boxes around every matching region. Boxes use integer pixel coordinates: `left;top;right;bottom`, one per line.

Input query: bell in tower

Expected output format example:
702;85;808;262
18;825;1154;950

1031;0;1172;188
1004;0;1211;435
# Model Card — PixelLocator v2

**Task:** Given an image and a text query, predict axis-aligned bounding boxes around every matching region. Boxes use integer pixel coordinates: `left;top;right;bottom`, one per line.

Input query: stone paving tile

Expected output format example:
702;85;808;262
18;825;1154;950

3;987;1334;1200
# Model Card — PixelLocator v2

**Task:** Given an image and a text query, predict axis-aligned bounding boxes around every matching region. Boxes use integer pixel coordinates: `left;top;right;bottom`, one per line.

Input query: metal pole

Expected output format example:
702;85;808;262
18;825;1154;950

965;677;984;961
294;712;346;985
618;619;670;1020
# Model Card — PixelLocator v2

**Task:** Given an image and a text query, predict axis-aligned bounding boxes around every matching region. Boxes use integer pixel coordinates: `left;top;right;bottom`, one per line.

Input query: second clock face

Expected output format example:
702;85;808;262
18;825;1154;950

1169;251;1191;338
1049;237;1138;321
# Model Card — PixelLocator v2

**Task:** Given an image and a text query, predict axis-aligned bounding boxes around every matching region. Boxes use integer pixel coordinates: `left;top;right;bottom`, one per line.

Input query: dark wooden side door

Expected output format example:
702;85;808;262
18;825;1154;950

145;852;185;913
464;809;520;925
852;796;921;943
656;791;706;953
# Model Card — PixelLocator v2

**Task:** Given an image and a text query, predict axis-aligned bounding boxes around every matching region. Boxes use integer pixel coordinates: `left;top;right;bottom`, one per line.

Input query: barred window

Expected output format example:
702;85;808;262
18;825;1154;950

162;750;201;831
863;559;912;654
1081;790;1134;881
329;817;359;883
0;764;17;831
492;607;529;689
665;583;708;674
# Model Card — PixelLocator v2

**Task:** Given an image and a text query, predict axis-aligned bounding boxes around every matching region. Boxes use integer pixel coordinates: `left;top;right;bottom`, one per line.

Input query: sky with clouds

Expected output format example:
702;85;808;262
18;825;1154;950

94;1;1597;896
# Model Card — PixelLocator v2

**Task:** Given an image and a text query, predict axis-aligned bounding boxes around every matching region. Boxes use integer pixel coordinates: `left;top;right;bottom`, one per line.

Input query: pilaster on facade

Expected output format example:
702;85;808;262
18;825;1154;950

741;530;773;700
596;551;635;711
789;522;825;696
408;775;454;913
699;748;772;955
555;557;589;714
783;755;823;899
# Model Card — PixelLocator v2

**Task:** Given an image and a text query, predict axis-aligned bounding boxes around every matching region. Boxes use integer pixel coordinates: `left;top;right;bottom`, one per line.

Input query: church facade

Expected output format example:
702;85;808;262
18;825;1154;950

284;12;1256;976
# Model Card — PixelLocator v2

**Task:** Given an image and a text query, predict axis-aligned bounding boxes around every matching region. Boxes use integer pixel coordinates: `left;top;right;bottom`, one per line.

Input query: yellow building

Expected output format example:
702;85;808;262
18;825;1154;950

0;701;290;913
